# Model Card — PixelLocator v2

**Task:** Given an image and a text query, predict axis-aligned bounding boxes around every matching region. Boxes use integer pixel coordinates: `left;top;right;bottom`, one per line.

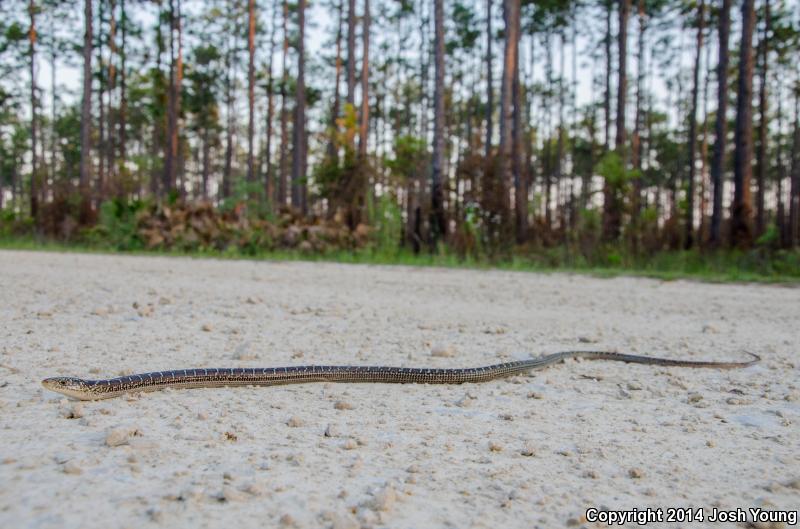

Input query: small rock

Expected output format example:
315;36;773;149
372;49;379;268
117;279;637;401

702;324;719;334
286;416;304;428
626;381;643;391
323;511;359;529
726;397;749;405
279;514;296;527
334;400;353;410
785;479;800;490
371;486;396;512
63;461;83;475
431;344;457;358
91;307;109;317
629;468;644;479
62;404;84;419
324;424;341;438
158;297;172;305
244;482;267;496
578;336;597;344
706;440;716;447
106;427;133;447
221;485;248;502
201;323;213;332
342;439;358;450
520;442;536;457
584;470;598;479
489;441;503;452
527;391;543;399
137;305;154;317
245;297;259;305
687;393;703;403
455;395;474;408
197;411;208;420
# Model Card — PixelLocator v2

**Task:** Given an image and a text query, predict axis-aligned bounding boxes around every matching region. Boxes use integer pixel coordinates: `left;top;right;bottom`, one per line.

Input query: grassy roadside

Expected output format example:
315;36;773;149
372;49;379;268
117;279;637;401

1;236;798;284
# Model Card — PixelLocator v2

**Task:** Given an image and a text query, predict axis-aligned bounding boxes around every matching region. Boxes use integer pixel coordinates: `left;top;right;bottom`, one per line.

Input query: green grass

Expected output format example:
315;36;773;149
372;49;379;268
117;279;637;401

1;235;798;284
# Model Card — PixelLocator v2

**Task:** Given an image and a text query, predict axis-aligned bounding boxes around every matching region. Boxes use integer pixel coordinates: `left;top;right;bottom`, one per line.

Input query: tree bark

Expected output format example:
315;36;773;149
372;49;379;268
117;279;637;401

265;1;278;206
499;0;519;227
107;0;117;192
730;0;756;247
603;0;630;241
29;0;38;220
604;0;613;151
346;0;356;107
430;0;446;244
358;0;370;156
79;0;93;212
485;0;493;157
291;0;307;213
277;0;289;206
790;95;800;247
118;0;127;188
327;0;344;160
754;0;770;237
709;0;731;246
512;16;525;243
163;0;178;195
247;0;257;185
685;0;704;249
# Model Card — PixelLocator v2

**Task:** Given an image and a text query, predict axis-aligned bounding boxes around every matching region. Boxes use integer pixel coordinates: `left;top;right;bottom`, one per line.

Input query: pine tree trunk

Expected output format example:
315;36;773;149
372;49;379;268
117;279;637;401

346;0;356;107
265;2;278;207
630;0;645;231
512;17;525;243
790;96;800;247
247;0;256;185
604;0;612;151
107;0;117;193
79;0;93;213
29;0;38;221
163;0;177;195
709;0;731;246
291;0;307;213
358;0;370;156
685;0;704;249
202;126;210;200
430;0;446;244
603;0;630;241
118;0;127;190
327;0;344;160
499;0;519;234
97;0;106;199
754;0;770;237
277;0;289;207
730;0;755;247
485;0;493;157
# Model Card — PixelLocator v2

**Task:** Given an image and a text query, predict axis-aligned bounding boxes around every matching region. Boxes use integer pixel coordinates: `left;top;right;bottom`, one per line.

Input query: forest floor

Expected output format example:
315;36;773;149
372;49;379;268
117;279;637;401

0;250;798;529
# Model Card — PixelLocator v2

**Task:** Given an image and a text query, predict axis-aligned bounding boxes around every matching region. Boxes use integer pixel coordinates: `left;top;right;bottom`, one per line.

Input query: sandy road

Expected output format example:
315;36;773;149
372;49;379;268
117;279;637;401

0;250;798;528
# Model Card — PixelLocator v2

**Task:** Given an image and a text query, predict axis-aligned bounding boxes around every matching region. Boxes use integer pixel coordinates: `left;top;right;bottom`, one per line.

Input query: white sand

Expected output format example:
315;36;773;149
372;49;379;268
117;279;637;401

0;250;798;529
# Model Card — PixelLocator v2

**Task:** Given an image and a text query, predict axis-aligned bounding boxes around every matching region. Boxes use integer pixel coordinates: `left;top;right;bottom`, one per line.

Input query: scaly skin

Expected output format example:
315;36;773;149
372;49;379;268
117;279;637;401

41;351;760;401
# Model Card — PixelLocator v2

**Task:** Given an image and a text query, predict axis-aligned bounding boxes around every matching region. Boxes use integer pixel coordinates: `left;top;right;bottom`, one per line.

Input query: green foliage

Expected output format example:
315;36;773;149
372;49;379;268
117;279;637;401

85;199;148;251
596;151;638;189
386;135;428;183
368;193;403;257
